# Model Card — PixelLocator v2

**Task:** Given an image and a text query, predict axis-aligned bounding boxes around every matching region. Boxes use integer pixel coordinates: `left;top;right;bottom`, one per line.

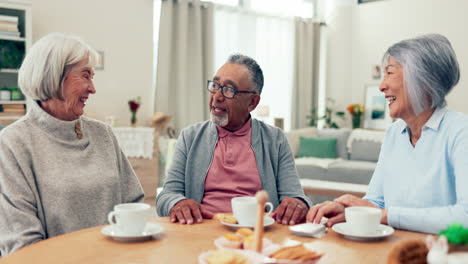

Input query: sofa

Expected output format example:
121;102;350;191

286;127;385;202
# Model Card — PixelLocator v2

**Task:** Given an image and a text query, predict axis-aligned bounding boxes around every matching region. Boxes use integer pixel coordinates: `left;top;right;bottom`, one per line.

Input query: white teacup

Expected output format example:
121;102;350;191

231;196;274;226
345;206;382;235
107;203;151;235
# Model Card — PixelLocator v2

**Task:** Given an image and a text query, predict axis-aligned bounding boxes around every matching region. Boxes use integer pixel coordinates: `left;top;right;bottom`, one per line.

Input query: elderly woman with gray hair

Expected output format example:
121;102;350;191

0;33;144;255
307;34;468;234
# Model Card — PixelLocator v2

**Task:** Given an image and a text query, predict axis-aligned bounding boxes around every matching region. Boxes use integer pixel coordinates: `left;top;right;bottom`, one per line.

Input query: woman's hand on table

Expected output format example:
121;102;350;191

306;201;345;227
334;194;376;208
170;199;213;224
334;194;388;224
271;197;308;225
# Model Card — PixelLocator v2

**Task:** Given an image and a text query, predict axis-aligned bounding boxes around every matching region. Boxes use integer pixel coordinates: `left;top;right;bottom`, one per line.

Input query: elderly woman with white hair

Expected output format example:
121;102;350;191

307;34;468;234
0;33;144;255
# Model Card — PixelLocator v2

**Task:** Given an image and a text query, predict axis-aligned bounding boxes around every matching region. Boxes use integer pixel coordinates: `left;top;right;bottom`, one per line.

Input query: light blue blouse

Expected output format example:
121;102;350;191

364;107;468;234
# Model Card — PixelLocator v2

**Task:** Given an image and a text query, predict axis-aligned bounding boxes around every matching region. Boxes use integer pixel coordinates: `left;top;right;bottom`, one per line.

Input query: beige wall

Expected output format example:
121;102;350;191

32;0;154;126
327;0;468;114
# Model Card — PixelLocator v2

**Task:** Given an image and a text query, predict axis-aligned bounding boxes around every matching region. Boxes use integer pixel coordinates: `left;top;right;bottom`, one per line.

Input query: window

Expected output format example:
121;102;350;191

250;0;313;18
204;0;239;6
214;8;295;131
205;0;313;18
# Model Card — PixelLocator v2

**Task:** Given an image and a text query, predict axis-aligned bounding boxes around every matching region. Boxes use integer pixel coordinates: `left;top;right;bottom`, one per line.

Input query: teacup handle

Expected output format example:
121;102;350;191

107;211;117;225
264;202;274;214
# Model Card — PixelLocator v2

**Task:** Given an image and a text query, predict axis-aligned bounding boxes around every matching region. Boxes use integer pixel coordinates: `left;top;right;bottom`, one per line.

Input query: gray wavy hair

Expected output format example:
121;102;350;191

227;54;264;95
382;34;460;115
18;32;99;101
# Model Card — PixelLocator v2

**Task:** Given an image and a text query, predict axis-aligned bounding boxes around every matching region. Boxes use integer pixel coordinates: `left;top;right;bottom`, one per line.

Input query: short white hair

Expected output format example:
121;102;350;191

18;32;99;101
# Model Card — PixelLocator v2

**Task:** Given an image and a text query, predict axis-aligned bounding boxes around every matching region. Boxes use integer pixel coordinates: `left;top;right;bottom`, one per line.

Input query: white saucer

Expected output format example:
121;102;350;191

220;216;275;229
332;223;394;241
101;222;164;242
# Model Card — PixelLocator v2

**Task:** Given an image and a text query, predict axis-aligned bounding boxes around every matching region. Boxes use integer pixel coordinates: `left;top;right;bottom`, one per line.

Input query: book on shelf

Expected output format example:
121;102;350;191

2;104;25;111
2;103;25;108
0;110;25;116
0;15;19;23
0;24;18;32
1;105;25;113
0;31;20;37
0;20;18;25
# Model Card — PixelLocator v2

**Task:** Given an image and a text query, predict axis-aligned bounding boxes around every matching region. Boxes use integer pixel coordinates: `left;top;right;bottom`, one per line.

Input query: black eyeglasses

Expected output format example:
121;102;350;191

207;80;257;99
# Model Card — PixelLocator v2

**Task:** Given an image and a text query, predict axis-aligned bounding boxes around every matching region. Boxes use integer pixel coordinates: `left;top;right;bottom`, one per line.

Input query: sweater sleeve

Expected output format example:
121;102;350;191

276;131;312;208
0;137;45;256
156;130;188;217
107;126;144;204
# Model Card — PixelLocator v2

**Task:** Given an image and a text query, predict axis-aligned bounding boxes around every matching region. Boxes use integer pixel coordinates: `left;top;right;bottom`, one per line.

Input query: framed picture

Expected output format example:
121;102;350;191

95;50;104;70
363;85;392;130
274;118;284;130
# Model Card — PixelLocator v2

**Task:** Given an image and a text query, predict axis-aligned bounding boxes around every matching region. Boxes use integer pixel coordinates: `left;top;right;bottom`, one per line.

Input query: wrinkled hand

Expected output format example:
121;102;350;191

306;201;345;227
334;194;377;208
335;195;388;224
169;199;213;224
271;198;308;225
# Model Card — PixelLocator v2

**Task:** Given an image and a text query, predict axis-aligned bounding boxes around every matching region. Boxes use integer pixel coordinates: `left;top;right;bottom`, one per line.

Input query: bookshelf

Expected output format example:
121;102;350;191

0;0;31;125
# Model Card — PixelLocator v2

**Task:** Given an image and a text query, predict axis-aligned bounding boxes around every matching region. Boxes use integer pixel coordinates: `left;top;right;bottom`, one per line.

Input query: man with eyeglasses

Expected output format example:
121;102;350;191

156;54;310;226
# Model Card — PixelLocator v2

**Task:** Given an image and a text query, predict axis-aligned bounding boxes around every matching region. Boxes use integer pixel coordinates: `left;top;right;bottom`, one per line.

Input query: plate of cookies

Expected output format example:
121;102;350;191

215;213;275;229
267;244;323;263
214;228;281;256
199;244;323;264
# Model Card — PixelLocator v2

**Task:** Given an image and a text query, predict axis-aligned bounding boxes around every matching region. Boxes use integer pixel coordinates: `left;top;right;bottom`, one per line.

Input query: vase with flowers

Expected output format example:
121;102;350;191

128;97;141;127
347;104;365;129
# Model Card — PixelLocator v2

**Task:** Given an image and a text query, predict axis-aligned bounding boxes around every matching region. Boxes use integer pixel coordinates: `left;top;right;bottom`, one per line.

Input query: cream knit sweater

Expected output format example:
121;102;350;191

0;101;144;255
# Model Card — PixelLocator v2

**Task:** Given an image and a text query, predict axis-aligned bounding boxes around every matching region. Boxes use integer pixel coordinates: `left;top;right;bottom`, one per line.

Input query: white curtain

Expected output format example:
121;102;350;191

291;19;321;129
155;0;214;133
214;6;295;131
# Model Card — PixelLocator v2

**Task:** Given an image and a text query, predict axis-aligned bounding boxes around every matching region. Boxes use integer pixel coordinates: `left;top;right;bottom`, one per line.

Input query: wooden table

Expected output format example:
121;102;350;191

0;217;427;264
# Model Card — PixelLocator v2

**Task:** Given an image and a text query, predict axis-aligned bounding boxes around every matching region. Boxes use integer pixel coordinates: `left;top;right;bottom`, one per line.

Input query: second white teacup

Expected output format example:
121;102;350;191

107;203;151;235
345;206;382;235
231;196;274;226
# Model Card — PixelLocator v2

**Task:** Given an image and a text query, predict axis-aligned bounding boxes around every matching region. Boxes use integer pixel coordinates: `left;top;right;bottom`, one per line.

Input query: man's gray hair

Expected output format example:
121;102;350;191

382;33;460;115
227;54;264;95
18;32;99;101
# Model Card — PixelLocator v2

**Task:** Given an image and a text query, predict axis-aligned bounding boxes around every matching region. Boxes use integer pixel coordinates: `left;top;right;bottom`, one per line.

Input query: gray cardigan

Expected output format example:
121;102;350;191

156;119;310;217
0;101;144;255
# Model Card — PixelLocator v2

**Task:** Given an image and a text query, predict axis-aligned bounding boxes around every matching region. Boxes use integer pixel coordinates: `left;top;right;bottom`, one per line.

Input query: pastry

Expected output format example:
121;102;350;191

270;244;322;261
387;239;428;264
217;233;242;249
236;228;253;238
242;235;273;251
215;213;238;224
205;249;251;264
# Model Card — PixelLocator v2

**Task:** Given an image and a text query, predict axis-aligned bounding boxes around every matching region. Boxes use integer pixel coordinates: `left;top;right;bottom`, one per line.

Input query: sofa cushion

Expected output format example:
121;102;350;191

297;137;337;158
317;128;351;159
295;157;337;181
350;140;381;162
326;160;376;184
285;127;318;157
346;129;385;162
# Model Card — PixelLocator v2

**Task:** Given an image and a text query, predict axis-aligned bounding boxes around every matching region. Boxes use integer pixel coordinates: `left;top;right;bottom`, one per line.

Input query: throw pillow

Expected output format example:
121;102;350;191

285;127;318;157
297;136;337;159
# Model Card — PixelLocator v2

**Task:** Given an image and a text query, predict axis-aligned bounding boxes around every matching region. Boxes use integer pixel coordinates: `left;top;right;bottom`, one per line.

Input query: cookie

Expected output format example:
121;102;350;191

215;213;238;224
